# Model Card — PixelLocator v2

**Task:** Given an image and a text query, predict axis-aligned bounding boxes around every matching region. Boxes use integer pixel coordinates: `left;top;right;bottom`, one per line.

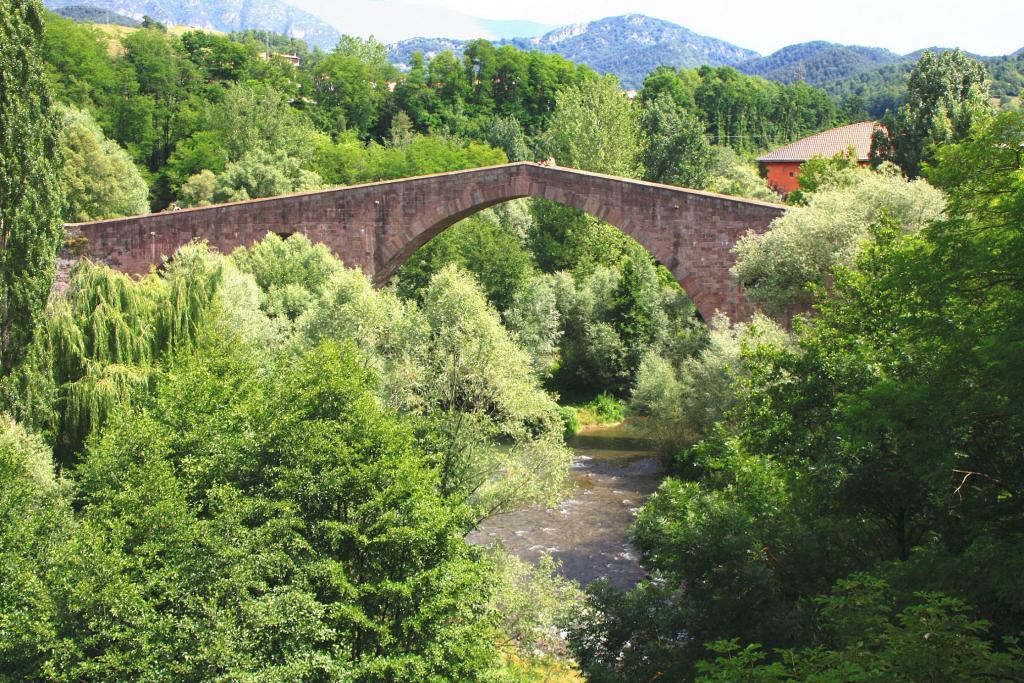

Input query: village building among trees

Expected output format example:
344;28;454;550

757;120;880;195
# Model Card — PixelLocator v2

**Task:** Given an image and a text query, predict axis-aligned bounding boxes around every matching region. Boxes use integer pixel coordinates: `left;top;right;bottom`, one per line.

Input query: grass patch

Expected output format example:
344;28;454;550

91;22;220;55
565;392;626;428
500;653;584;682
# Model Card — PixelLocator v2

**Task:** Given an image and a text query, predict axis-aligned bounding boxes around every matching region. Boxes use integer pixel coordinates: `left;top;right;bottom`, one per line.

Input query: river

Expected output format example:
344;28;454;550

468;422;663;590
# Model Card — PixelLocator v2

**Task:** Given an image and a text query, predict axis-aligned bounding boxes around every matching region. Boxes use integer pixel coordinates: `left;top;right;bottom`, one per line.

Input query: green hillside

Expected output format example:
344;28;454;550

737;41;901;86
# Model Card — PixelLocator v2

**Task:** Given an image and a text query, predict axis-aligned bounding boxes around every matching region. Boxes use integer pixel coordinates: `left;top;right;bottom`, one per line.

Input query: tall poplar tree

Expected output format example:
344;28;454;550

0;0;64;377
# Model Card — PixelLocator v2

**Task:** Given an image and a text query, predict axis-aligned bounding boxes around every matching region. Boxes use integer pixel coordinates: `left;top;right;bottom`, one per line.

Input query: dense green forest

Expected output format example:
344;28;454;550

737;41;902;87
34;9;843;216
3;0;1024;680
823;49;1024;117
735;42;1024;118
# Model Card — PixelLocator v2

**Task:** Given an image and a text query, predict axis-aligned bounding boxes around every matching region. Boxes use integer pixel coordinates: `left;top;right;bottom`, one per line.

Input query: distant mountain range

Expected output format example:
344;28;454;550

388;14;758;89
387;38;469;65
384;17;1019;96
44;1;1024;107
280;0;554;44
53;4;141;26
736;41;902;86
507;15;758;87
473;19;557;41
41;0;341;49
776;44;1024;115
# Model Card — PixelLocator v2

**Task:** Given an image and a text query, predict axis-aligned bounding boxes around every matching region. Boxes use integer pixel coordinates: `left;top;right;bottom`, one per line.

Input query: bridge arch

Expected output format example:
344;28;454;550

68;163;785;322
374;172;666;286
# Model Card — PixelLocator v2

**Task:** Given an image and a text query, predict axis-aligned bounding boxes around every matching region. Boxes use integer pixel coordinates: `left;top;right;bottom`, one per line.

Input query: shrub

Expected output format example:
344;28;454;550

588;392;625;423
557;406;580;441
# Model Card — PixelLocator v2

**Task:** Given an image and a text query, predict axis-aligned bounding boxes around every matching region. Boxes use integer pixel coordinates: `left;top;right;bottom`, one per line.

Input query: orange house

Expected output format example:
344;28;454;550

757;121;880;196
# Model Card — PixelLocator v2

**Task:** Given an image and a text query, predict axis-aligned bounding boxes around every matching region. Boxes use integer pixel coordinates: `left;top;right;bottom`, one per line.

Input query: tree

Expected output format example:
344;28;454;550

639;92;712;189
0;0;64;378
607;244;661;384
702;112;1024;661
303;264;572;524
640;66;698;111
503;274;562;377
312;49;386;137
569;434;811;681
392;52;438;132
692;66;836;154
177;168;215;207
786;146;861;205
732;166;944;316
230;231;342;320
705;146;778;201
416;267;572;521
485;549;583;671
205;83;321;163
162;131;228;195
311;133;505;187
179;30;250;82
0;416;70;679
140;15;166;32
206;149;322;203
541;74;639;177
525;199;641;278
483;115;531;162
19;331;501;680
697;577;1024;682
40;11;116;108
119;27;186;171
334;34;392;74
58;106;150;220
571;112;1024;682
395;211;536;311
631;314;787;453
38;247;227;464
386;110;414;149
872;49;992;178
549;267;634;398
426;50;470;130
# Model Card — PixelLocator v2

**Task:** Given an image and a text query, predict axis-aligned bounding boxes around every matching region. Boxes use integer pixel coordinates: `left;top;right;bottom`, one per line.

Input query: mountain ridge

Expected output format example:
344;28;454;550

53;4;141;26
509;14;758;87
42;0;340;49
388;14;759;89
43;2;1021;101
737;41;902;86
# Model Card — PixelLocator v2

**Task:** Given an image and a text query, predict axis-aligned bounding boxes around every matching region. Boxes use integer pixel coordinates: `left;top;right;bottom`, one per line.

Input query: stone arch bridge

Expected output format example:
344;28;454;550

68;162;785;321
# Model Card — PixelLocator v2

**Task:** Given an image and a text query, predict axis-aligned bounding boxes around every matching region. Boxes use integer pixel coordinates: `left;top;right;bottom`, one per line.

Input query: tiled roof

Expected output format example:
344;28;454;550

757;121;880;163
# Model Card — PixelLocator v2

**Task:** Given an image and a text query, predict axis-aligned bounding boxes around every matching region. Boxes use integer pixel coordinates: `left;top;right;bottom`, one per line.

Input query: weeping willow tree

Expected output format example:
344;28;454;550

40;243;226;463
46;264;161;460
153;243;225;352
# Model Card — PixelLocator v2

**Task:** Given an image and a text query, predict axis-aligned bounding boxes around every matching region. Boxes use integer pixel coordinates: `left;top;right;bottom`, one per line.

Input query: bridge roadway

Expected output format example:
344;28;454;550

67;162;786;321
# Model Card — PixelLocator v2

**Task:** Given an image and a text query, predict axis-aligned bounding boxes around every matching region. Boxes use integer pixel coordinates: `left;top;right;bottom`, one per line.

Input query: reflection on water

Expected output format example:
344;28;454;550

467;422;663;590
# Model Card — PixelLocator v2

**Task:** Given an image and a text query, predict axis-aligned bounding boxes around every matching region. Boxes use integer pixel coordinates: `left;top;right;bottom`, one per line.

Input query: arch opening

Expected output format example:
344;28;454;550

385;195;703;310
384;194;715;402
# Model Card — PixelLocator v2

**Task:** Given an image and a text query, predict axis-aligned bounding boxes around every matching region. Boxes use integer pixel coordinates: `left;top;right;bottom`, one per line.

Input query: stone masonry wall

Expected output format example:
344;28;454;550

69;163;785;321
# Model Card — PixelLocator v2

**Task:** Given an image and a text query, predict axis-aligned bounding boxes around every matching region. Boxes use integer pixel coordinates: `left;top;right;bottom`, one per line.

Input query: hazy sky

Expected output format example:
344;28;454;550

379;0;1023;55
